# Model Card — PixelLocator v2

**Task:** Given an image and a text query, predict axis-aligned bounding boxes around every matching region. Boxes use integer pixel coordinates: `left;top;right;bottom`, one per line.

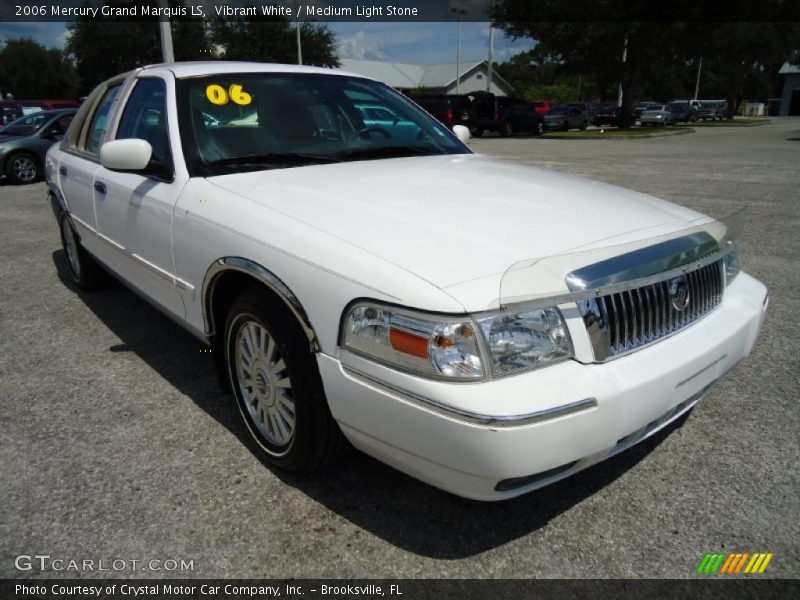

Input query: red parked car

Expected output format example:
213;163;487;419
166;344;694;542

19;100;80;115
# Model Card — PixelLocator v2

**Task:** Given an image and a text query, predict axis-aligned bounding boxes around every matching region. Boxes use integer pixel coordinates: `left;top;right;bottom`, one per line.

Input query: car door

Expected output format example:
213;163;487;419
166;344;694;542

93;76;185;319
57;83;122;248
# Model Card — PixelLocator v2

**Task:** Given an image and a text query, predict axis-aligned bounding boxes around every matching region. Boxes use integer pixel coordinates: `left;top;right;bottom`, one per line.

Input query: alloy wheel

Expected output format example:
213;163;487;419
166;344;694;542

11;155;37;182
234;320;296;452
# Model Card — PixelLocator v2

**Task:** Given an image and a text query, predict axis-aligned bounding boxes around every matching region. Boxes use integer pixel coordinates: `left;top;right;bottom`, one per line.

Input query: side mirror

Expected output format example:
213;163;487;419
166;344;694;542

452;124;471;144
100;139;152;172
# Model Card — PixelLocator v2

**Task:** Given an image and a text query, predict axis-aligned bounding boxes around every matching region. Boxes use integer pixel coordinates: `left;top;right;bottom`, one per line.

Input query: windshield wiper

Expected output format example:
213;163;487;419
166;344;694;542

337;145;440;160
207;153;342;168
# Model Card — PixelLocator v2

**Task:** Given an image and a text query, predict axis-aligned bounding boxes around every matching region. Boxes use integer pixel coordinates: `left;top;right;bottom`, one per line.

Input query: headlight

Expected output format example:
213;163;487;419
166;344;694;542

723;243;740;285
476;308;572;377
342;302;573;380
342;303;484;379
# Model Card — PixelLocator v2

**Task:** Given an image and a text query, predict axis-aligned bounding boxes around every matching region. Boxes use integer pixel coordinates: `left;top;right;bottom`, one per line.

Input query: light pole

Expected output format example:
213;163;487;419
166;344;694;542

157;0;174;63
487;24;494;92
693;58;703;100
451;7;467;94
295;0;302;65
616;34;628;108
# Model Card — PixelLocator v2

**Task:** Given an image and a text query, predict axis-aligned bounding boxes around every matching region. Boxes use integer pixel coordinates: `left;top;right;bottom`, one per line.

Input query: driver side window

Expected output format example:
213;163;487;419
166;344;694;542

116;78;173;176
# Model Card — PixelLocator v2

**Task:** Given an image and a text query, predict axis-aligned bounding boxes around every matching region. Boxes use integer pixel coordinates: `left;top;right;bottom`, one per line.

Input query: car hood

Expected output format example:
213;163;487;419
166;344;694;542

206;153;704;299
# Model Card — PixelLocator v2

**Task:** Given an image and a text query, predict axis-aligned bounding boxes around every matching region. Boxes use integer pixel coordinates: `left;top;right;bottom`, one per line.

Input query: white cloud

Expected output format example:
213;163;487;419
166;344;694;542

337;31;389;60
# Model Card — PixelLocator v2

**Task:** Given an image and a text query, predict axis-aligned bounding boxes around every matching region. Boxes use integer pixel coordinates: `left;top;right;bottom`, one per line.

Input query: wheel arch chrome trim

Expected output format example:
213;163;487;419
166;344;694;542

202;257;319;350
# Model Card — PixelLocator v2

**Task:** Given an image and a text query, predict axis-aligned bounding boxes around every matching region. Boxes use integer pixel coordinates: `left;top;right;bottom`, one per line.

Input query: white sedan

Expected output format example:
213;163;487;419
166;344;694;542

46;62;768;500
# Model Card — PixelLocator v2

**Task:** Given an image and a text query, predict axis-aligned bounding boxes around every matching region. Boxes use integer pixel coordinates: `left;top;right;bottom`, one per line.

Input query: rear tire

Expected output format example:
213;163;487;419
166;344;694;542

472;128;483;138
580;120;588;131
59;213;103;290
224;289;345;472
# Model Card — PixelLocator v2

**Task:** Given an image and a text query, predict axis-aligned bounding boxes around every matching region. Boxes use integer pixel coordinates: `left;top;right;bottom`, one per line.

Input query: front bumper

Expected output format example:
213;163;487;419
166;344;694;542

319;272;768;500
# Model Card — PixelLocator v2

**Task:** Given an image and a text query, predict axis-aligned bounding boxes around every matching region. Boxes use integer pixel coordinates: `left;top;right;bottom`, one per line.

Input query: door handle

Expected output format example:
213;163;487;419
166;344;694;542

94;181;107;194
59;166;67;176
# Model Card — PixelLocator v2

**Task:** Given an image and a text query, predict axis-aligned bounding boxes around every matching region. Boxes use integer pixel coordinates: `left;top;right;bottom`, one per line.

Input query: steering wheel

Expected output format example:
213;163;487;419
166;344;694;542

352;126;392;140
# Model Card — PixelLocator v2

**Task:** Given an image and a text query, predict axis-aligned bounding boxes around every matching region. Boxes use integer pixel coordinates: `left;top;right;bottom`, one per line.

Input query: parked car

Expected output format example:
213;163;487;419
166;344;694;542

666;102;697;123
0;100;23;125
472;93;545;136
0;109;75;183
696;100;726;121
567;102;596;121
412;94;476;133
355;103;421;140
593;102;621;126
529;100;552;115
640;104;678;126
47;62;767;501
19;99;80;115
544;105;589;131
632;101;657;121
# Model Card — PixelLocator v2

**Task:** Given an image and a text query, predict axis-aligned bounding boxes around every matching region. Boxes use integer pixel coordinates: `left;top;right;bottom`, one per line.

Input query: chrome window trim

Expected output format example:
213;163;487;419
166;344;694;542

342;365;597;428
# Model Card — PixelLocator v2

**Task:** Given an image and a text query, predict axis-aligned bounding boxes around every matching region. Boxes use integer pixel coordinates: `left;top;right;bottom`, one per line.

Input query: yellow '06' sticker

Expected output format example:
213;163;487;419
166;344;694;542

205;84;252;106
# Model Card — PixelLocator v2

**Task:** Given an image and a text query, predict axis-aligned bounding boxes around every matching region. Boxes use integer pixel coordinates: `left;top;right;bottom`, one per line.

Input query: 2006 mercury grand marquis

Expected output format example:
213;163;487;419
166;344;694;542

46;62;768;500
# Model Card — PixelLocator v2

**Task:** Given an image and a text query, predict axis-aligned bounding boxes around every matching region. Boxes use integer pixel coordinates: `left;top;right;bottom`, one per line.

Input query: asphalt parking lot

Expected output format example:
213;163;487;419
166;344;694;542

1;119;798;579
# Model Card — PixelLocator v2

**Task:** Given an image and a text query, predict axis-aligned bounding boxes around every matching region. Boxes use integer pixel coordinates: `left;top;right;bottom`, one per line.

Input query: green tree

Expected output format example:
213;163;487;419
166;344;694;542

210;16;338;67
696;23;800;115
0;38;78;99
67;0;211;93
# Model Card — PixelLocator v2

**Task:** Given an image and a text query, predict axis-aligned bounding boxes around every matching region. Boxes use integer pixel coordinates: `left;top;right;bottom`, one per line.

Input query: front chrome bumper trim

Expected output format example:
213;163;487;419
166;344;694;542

342;365;597;428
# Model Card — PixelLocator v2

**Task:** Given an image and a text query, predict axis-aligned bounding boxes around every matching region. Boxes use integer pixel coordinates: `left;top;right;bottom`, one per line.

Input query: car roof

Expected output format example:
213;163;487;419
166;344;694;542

31;109;77;116
139;61;360;81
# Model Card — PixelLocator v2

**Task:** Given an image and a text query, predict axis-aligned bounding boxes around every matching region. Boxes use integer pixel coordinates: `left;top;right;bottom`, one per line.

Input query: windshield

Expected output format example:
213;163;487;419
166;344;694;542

0;112;52;136
648;105;666;111
177;73;470;177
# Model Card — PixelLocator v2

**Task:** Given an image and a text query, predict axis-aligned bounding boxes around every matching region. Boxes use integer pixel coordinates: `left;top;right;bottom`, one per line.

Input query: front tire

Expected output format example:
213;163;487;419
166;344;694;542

5;152;40;184
224;289;345;472
59;213;102;290
500;122;513;137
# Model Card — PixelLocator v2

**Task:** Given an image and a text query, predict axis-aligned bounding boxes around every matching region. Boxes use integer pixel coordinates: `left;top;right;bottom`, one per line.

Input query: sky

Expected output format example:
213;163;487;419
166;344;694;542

0;21;534;65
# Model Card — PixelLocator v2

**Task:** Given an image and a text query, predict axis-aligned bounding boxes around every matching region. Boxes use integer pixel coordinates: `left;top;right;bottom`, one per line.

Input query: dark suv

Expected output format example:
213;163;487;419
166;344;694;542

471;93;545;137
413;95;476;132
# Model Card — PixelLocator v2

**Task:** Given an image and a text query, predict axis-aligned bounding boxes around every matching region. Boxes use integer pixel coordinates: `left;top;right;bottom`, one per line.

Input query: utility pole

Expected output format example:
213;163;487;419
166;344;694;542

617;34;628;108
296;0;302;64
487;25;494;92
693;57;703;100
157;0;174;63
451;7;467;94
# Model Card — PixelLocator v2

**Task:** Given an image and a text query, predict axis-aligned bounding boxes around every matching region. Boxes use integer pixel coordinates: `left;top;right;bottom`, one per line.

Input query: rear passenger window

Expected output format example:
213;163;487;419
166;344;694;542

84;85;121;155
116;78;172;169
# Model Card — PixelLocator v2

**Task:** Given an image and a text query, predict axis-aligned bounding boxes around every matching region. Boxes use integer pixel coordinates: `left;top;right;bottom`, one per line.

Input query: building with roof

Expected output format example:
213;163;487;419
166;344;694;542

338;58;515;96
778;62;800;116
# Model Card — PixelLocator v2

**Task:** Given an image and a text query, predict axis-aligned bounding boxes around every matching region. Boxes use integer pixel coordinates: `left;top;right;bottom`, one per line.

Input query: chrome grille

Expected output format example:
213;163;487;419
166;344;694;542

580;259;725;361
